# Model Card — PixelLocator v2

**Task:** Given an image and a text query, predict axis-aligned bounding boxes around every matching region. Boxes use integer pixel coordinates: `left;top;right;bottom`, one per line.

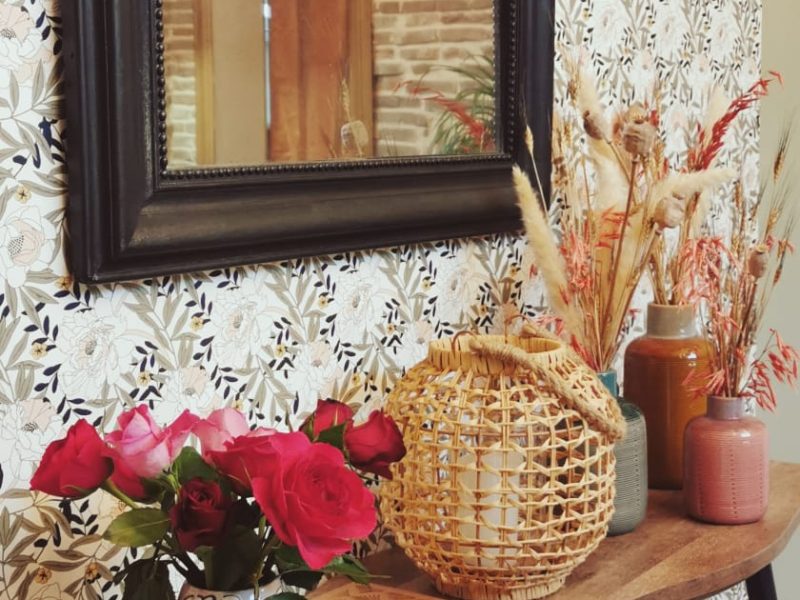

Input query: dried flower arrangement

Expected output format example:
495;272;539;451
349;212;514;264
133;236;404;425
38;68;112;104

682;125;799;410
649;75;781;305
515;61;734;372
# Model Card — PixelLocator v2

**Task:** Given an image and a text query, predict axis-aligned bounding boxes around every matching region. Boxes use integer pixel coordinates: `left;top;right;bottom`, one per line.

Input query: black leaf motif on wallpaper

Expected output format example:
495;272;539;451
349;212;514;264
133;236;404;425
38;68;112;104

39;117;64;153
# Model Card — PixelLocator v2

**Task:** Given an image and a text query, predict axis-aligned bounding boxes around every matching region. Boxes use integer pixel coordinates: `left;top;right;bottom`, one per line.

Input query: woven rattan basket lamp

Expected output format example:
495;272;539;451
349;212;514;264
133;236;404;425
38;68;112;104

381;334;625;600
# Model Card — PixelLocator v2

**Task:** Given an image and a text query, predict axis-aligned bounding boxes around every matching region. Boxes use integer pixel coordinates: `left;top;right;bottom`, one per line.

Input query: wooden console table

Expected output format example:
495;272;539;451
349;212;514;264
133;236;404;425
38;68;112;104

313;462;800;600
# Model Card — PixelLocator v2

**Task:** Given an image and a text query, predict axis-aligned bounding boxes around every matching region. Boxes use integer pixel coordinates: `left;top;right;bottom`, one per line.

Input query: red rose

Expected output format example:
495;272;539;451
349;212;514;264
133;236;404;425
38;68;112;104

252;432;376;570
207;429;278;494
30;420;113;498
345;411;406;479
308;399;354;437
169;479;232;551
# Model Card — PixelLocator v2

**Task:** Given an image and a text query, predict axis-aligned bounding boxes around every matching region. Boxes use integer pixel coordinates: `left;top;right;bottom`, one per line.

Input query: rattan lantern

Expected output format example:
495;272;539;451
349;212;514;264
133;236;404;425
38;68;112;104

381;335;625;600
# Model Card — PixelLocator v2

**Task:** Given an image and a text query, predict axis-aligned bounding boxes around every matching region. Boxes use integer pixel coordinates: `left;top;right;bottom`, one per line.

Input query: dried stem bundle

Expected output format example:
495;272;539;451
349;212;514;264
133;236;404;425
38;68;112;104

682;121;799;409
517;62;737;372
650;75;781;304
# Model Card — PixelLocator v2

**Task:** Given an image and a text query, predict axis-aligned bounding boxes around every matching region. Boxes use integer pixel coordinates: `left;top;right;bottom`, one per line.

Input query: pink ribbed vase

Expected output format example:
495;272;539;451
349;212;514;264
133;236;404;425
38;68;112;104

683;396;768;525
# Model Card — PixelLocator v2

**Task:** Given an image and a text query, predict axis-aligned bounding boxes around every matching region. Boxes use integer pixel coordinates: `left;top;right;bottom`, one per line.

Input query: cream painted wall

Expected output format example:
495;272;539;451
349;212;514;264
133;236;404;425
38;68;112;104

760;1;800;595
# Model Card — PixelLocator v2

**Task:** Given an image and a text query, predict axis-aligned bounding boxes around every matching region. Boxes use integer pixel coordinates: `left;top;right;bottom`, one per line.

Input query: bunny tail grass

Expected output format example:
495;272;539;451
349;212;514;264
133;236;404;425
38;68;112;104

513;166;582;337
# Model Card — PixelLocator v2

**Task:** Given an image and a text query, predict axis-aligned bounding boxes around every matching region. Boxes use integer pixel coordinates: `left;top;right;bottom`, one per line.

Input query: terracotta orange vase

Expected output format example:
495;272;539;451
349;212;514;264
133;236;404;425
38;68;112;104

683;395;768;524
623;303;711;489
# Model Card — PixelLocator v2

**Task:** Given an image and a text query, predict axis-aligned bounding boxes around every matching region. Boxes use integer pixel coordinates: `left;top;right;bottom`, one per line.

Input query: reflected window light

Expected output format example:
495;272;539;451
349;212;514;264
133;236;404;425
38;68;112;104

263;0;271;129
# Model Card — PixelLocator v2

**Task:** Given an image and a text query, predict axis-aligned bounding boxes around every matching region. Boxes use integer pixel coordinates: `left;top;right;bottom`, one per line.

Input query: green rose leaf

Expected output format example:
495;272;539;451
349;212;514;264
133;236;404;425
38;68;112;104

280;569;323;590
274;544;305;570
172;447;218;484
121;559;175;600
316;422;347;451
205;526;263;591
104;508;170;547
323;555;373;585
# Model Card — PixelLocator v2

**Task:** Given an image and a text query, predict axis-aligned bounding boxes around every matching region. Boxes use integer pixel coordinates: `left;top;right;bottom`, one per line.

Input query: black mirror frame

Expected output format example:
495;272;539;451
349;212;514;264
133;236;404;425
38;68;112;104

62;0;554;283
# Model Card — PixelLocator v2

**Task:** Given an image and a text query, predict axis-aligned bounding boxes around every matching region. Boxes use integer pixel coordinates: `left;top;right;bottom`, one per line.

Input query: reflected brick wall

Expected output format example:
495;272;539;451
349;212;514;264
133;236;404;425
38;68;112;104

372;0;495;156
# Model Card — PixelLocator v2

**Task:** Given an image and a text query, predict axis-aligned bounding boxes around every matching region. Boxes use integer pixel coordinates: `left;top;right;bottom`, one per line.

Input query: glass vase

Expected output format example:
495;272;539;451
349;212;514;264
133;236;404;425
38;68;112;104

599;370;648;536
624;303;711;489
684;395;768;525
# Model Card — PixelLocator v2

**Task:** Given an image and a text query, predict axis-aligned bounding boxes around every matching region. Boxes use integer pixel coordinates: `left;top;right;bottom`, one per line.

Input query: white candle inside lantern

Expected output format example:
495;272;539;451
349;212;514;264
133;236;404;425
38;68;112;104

456;441;523;568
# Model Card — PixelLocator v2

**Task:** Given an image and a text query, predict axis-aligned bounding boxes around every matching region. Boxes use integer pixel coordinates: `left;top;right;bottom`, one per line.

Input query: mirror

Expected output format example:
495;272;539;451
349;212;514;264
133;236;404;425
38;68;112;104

61;0;553;283
162;0;496;169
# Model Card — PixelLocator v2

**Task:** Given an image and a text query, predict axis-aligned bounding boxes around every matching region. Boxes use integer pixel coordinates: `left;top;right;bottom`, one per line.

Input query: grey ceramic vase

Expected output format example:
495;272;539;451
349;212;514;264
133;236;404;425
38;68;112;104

599;370;648;536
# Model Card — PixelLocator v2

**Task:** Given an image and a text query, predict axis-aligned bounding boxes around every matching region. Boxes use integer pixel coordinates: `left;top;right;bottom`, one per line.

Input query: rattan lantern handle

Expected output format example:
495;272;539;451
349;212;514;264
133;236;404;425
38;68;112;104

468;337;626;442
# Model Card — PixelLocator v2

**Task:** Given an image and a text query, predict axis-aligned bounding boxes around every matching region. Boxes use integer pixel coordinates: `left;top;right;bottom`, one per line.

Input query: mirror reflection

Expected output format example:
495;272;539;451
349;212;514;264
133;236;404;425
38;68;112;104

162;0;496;169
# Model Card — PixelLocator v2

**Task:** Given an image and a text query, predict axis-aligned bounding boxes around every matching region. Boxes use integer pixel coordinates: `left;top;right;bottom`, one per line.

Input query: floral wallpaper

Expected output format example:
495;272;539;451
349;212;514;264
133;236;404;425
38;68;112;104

0;0;760;598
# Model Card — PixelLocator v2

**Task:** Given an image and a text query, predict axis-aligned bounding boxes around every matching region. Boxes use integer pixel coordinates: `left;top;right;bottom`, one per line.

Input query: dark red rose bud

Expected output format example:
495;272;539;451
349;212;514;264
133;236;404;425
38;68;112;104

30;420;113;498
308;399;354;437
169;479;232;551
345;411;406;479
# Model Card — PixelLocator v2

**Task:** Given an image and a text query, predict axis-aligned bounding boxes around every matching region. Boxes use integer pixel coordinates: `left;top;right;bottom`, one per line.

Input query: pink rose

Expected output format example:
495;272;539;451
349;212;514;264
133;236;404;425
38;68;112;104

252;432;376;570
105;406;199;478
193;408;252;457
306;399;354;437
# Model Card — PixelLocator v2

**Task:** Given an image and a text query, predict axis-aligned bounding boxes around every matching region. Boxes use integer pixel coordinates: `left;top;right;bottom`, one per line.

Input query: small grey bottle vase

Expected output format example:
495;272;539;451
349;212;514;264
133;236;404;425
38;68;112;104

599;370;648;536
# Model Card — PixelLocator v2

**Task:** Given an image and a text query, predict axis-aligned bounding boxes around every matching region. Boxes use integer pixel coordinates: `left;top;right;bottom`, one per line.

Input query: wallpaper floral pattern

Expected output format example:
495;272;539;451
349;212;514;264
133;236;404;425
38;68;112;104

0;0;760;598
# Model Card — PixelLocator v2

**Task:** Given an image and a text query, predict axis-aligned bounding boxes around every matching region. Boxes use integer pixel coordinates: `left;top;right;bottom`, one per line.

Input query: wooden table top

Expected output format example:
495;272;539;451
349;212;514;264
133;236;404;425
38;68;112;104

312;462;800;600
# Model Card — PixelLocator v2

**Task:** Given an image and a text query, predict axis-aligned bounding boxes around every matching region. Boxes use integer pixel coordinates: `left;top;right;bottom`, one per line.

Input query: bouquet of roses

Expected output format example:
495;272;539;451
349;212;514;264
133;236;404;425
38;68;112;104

29;400;406;599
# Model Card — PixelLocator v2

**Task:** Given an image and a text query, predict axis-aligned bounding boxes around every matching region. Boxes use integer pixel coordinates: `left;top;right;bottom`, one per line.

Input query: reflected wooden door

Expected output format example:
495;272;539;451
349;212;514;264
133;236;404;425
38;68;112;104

195;0;268;166
269;0;373;162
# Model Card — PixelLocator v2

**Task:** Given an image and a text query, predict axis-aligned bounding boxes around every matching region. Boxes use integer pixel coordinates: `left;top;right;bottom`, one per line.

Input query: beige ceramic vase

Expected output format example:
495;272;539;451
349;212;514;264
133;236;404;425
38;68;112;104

683;395;768;525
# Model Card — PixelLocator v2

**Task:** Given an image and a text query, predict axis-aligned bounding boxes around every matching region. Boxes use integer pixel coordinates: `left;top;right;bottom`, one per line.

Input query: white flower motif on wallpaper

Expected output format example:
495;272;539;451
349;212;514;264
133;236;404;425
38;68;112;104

27;583;65;600
0;398;60;489
707;3;741;63
397;320;435;366
435;250;481;324
0;0;761;599
587;0;631;54
153;366;222;422
627;51;657;98
286;340;344;406
0;3;47;88
334;255;393;344
652;1;690;59
207;274;279;369
0;205;56;288
56;293;135;400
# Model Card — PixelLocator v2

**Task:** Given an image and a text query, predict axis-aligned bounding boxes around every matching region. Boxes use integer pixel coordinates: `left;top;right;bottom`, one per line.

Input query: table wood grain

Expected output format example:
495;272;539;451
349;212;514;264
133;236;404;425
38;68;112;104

312;462;800;600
